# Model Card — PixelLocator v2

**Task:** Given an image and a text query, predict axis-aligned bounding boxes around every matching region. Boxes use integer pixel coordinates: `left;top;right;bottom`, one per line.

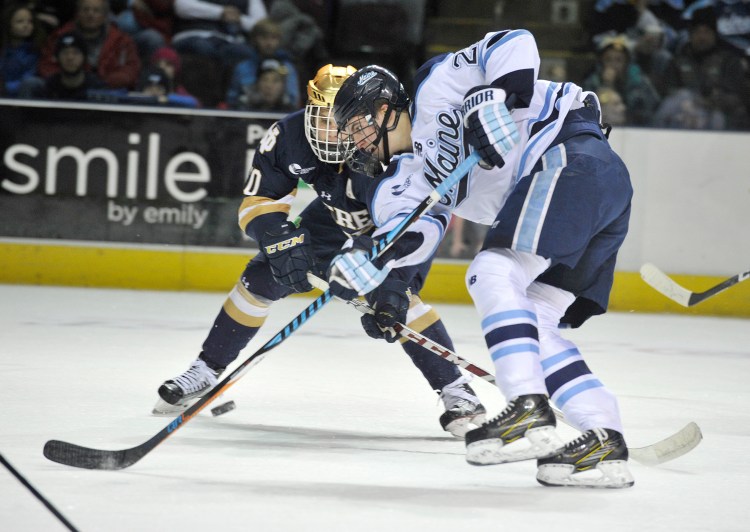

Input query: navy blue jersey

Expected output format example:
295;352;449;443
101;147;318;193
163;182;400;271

238;110;374;242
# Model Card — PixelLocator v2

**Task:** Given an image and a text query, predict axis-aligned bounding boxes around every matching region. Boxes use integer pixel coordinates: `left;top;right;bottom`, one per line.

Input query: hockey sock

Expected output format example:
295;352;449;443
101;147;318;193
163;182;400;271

397;295;463;390
529;281;624;434
201;282;270;368
466;249;549;399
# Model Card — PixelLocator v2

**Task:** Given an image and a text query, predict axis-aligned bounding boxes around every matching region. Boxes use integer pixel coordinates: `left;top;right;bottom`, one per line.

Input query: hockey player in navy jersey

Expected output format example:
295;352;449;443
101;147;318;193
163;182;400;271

152;65;486;437
328;30;635;488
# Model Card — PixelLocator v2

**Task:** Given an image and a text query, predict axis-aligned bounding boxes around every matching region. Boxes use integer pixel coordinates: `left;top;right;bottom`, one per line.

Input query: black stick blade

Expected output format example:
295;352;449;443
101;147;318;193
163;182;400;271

43;440;145;470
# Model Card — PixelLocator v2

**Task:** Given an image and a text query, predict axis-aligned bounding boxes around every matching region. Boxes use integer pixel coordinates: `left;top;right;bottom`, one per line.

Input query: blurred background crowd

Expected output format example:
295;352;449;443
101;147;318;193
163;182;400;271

2;0;749;127
2;0;749;258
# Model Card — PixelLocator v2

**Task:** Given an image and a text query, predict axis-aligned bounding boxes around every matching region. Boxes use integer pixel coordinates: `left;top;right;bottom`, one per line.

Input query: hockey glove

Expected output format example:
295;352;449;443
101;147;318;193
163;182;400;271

327;235;390;300
361;279;410;343
260;222;315;293
462;85;520;168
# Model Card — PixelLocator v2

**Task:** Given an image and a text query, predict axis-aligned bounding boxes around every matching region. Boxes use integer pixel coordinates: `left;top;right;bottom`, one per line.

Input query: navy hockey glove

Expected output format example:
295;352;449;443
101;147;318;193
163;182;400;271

260;222;315;293
327;235;390;301
462;85;520;168
361;279;410;343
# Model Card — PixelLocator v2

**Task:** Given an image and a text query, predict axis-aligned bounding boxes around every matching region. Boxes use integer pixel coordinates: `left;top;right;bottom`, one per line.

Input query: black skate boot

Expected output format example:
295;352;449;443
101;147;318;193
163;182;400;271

152;356;223;415
465;394;564;465
439;376;487;438
537;428;634;488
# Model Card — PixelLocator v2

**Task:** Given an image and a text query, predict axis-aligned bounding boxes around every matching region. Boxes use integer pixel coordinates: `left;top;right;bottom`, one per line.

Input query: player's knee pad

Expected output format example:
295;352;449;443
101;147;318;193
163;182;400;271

466;249;550;313
240;260;290;302
528;282;575;332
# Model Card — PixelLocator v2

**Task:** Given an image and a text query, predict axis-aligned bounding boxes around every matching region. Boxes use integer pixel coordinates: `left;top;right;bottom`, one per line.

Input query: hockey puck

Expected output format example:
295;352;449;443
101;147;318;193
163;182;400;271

211;400;236;417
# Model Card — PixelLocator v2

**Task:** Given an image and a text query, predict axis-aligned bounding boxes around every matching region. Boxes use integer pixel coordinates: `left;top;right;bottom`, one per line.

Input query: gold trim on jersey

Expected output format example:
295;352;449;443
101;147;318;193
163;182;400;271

237;193;296;231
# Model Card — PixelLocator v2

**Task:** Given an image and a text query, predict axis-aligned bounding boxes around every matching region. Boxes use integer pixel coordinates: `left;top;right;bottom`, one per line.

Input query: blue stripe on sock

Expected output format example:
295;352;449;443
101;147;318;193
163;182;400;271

485;323;539;347
481;309;537;330
541;347;580;370
490;342;539;361
555;379;604;408
545;359;592;396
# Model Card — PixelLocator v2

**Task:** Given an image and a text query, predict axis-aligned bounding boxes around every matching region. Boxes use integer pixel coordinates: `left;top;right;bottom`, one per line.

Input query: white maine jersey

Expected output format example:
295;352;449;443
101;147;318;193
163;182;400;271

370;29;590;268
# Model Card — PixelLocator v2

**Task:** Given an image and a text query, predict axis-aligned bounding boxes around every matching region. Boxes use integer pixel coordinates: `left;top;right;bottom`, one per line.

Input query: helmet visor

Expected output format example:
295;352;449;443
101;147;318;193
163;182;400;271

304;104;349;164
338;112;386;177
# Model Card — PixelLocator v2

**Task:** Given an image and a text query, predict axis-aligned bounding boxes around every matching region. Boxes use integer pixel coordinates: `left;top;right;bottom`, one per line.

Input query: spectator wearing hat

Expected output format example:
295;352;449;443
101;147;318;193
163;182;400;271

225;18;299;109
149;45;199;104
233;57;295;112
583;33;662;125
41;31;107;100
681;0;750;57
38;0;141;90
129;65;198;107
659;6;750;129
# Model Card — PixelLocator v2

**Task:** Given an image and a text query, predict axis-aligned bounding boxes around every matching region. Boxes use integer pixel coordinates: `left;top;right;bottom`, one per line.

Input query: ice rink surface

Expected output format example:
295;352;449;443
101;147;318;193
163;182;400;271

1;283;749;532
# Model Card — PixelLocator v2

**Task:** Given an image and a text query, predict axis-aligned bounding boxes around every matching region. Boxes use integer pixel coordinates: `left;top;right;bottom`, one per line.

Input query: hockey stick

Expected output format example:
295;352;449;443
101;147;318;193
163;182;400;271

640;262;750;307
42;152;483;470
309;277;703;466
1;453;80;531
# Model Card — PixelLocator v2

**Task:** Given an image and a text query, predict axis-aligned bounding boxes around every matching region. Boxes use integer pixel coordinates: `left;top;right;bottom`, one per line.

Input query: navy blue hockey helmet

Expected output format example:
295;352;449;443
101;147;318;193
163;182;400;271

333;65;410;176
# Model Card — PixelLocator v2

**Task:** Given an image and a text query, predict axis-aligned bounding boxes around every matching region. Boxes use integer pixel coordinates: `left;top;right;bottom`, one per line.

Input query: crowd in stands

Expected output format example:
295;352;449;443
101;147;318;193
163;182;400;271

0;0;328;110
583;0;750;130
1;0;749;130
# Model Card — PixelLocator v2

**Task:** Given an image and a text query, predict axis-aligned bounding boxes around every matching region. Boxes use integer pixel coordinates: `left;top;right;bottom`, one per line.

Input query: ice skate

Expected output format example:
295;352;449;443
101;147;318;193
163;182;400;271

439;376;487;438
465;394;564;465
152;357;222;415
536;428;634;488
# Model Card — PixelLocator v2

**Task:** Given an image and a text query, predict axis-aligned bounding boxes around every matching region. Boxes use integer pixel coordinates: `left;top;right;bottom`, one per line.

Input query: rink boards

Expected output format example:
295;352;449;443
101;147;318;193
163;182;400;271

1;237;748;318
1;100;748;318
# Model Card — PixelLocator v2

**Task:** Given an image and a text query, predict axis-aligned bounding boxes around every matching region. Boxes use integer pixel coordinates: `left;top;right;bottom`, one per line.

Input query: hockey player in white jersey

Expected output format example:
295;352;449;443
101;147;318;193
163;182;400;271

327;29;635;488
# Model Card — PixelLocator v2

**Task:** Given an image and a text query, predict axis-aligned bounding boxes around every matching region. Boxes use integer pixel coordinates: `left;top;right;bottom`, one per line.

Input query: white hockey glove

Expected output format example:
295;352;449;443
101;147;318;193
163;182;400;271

462;85;520;168
327;235;390;300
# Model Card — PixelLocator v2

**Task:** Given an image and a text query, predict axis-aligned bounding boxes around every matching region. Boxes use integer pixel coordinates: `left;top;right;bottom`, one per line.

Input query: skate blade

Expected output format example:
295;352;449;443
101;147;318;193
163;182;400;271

151;395;231;417
466;425;564;465
445;413;487;439
537;460;635;489
151;397;193;416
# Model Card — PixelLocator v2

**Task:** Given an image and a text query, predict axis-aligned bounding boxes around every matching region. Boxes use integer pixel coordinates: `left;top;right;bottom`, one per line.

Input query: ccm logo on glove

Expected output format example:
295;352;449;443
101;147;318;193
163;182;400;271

264;234;306;254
